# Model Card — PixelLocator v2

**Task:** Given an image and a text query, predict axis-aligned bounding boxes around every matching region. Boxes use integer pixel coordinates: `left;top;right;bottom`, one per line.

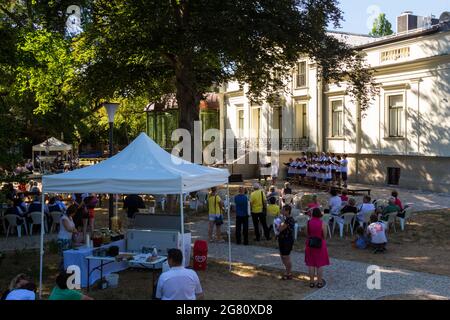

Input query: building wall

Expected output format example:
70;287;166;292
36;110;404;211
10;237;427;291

220;29;450;192
349;154;450;193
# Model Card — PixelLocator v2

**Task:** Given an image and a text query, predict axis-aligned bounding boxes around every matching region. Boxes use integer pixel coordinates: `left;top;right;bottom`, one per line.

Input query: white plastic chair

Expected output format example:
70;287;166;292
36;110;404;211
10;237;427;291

333;213;356;238
282;194;294;206
384;212;398;232
397;206;413;231
321;214;333;239
292;194;303;209
50;211;62;233
374;199;388;210
358;210;375;227
5;215;28;238
29;211;48;235
196;191;208;212
294;214;309;240
291;208;301;219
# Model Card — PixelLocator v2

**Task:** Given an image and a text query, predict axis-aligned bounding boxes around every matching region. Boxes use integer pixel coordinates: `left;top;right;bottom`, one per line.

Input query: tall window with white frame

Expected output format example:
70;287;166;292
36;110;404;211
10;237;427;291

331;99;344;137
295;61;307;88
237;109;245;138
295;102;308;138
387;94;404;137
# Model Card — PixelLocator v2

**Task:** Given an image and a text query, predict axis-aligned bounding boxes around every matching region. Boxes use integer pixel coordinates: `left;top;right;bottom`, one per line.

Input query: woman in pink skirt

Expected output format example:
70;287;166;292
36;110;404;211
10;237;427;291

305;208;330;288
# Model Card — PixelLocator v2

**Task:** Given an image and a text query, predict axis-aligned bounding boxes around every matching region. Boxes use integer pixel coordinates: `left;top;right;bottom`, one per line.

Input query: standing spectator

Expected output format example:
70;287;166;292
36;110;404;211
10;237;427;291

305;208;330;288
57;205;78;271
234;186;249;245
207;187;224;243
271;160;279;186
367;215;387;253
85;194;98;235
49;271;93;300
155;249;204;300
275;205;296;280
123;194;146;226
340;154;348;187
250;183;270;241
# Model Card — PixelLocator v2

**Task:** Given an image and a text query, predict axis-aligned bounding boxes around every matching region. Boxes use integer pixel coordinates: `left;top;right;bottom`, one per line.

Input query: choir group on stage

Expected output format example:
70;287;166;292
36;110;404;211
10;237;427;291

284;152;349;190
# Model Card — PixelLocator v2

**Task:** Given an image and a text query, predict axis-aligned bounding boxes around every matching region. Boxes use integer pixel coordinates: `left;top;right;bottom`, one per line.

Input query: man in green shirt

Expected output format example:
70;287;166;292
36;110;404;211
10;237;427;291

380;197;400;222
49;272;93;300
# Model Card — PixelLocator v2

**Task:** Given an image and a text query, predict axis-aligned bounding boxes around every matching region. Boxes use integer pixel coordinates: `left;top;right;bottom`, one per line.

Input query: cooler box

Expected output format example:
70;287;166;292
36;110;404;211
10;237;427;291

193;240;208;271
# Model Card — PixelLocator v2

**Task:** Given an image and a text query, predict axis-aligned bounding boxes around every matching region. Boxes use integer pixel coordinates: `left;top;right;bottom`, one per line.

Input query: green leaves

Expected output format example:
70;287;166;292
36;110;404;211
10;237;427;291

370;13;394;37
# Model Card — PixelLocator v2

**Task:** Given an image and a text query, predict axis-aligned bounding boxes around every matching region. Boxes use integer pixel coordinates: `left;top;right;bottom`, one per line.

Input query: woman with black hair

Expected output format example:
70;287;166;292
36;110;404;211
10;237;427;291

275;205;296;280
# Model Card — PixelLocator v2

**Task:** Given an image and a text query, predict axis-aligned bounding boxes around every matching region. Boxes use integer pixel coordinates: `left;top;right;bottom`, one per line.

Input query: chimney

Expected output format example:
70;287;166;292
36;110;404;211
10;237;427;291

397;11;418;33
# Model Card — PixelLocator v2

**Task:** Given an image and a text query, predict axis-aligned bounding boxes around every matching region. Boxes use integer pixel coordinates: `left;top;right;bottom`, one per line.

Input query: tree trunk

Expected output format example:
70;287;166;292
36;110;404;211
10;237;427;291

175;57;202;163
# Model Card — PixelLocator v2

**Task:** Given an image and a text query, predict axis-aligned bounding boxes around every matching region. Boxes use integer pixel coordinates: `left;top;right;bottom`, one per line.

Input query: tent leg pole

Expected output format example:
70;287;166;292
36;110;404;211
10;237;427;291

227;183;232;271
39;192;45;299
180;193;185;266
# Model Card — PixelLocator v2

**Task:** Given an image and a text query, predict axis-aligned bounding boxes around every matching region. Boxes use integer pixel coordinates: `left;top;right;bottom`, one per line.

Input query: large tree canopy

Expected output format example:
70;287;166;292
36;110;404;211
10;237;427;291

82;0;375;135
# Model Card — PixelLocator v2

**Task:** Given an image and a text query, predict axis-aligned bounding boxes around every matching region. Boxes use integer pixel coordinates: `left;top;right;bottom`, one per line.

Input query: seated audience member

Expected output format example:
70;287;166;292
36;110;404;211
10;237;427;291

55;195;67;212
391;190;405;216
305;194;320;215
356;195;376;225
353;226;368;249
30;181;40;194
281;182;292;196
366;215;387;253
340;198;358;215
381;197;401;221
28;194;51;227
1;274;36;300
340;189;349;203
267;196;281;233
155;249;204;300
267;186;280;204
18;194;28;213
49;271;93;300
326;189;342;217
48;197;63;212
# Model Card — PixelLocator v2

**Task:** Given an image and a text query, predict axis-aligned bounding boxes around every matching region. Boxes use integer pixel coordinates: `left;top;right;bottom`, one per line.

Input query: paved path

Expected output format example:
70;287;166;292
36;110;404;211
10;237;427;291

188;220;450;300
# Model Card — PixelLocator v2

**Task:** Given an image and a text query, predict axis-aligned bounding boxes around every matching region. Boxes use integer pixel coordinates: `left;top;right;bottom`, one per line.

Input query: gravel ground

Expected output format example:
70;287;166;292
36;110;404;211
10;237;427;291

189;219;450;300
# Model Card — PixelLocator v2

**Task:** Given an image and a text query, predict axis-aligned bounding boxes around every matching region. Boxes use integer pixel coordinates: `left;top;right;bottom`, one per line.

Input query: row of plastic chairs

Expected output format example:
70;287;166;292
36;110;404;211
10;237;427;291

2;211;62;238
292;206;414;240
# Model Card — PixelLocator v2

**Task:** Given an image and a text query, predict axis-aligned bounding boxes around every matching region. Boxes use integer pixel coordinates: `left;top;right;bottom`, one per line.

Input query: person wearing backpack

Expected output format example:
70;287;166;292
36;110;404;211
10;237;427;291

305;208;330;288
250;183;270;242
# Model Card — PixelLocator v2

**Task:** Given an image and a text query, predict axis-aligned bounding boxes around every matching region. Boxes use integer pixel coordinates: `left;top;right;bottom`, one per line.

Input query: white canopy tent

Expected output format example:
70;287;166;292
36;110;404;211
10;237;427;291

39;132;231;297
32;137;73;169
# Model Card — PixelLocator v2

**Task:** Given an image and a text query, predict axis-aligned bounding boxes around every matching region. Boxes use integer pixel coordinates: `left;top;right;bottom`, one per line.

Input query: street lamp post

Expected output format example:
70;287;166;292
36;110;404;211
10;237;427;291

103;102;119;229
